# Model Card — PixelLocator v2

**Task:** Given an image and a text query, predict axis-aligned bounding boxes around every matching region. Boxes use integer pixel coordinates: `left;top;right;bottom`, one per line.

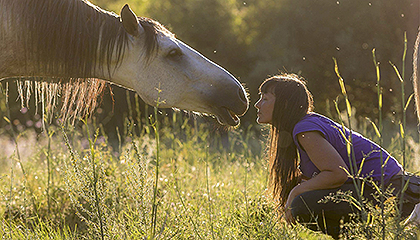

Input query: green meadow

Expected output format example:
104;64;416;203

0;82;419;239
0;106;331;239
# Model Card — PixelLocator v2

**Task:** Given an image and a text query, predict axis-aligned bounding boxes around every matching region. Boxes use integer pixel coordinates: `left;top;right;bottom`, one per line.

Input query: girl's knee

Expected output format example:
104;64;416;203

290;194;315;221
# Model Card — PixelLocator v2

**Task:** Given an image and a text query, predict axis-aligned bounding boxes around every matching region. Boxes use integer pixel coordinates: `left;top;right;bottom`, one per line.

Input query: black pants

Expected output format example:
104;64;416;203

290;176;417;239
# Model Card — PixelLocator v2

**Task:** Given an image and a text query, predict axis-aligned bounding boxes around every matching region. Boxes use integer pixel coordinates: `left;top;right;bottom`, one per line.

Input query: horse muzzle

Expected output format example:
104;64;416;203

212;83;249;126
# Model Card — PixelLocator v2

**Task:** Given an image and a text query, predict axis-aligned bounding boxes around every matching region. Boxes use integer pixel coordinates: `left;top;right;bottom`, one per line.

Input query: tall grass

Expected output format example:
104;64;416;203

371;47;386;240
329;34;419;239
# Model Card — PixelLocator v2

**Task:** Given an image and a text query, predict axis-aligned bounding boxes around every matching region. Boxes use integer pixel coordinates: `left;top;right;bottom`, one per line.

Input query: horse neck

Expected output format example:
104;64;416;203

0;0;128;82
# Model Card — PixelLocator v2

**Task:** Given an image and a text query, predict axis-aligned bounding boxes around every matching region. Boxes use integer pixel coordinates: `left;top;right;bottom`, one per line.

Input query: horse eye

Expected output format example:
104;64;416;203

167;48;182;58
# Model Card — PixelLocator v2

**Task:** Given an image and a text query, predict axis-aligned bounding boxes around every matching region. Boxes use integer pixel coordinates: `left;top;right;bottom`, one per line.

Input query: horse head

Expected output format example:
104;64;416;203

109;5;249;126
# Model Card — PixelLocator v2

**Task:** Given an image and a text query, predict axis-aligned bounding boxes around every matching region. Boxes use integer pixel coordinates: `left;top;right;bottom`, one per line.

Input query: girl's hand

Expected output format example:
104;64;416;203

284;204;295;224
284;187;298;225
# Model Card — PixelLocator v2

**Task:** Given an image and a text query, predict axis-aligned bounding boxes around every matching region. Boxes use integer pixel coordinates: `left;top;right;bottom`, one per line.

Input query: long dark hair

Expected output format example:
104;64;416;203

259;74;314;207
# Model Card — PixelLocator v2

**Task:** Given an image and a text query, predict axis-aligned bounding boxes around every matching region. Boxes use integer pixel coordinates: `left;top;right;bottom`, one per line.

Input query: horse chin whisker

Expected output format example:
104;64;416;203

171;108;207;120
171;107;233;125
191;111;201;116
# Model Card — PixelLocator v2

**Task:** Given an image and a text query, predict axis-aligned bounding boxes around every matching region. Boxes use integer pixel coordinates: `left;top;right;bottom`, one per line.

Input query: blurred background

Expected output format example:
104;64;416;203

1;0;419;146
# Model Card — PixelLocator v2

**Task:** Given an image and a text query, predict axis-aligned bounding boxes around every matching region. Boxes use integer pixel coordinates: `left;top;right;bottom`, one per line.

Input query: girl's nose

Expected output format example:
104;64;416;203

254;100;260;109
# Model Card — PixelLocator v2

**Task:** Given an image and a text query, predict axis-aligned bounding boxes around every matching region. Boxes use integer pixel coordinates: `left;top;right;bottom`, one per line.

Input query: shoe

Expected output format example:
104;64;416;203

405;203;420;225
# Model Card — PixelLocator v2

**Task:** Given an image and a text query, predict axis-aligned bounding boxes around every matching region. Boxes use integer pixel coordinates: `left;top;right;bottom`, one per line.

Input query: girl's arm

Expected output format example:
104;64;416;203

285;130;349;223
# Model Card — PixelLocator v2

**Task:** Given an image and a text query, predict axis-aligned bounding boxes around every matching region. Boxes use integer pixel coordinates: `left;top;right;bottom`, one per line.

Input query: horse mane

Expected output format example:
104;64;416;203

1;0;170;124
4;0;164;77
14;78;108;125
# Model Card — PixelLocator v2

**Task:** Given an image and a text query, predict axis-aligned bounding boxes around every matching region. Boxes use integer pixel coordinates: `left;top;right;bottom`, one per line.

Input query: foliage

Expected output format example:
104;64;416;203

86;0;418;127
2;0;418;136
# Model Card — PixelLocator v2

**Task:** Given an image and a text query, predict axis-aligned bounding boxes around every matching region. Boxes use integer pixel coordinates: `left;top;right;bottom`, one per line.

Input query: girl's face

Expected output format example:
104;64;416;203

254;91;276;124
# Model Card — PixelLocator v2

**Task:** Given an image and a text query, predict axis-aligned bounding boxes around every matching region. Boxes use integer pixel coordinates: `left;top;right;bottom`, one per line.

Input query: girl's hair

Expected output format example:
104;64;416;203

259;73;314;207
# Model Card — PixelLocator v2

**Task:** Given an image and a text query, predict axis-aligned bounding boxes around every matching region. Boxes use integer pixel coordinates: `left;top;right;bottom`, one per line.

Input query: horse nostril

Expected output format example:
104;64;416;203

238;87;247;104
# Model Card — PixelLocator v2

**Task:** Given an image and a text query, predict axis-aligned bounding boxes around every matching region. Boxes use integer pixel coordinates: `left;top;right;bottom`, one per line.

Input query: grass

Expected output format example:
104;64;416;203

0;105;418;239
0;105;337;239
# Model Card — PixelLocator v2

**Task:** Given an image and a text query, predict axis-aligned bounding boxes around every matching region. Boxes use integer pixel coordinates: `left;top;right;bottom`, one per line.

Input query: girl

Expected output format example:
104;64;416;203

254;73;419;239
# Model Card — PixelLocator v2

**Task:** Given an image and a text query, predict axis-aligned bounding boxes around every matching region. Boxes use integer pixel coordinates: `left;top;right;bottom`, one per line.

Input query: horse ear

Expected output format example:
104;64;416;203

121;4;143;37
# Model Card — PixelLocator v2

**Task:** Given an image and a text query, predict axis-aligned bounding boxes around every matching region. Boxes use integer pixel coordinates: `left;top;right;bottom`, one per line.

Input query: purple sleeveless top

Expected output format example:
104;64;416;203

292;113;402;184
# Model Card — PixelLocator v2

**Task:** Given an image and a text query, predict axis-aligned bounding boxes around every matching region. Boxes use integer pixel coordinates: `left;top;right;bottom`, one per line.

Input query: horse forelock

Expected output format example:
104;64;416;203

138;17;175;63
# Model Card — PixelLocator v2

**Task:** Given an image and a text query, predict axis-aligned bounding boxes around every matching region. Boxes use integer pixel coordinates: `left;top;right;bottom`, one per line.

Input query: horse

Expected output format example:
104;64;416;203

0;0;249;126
